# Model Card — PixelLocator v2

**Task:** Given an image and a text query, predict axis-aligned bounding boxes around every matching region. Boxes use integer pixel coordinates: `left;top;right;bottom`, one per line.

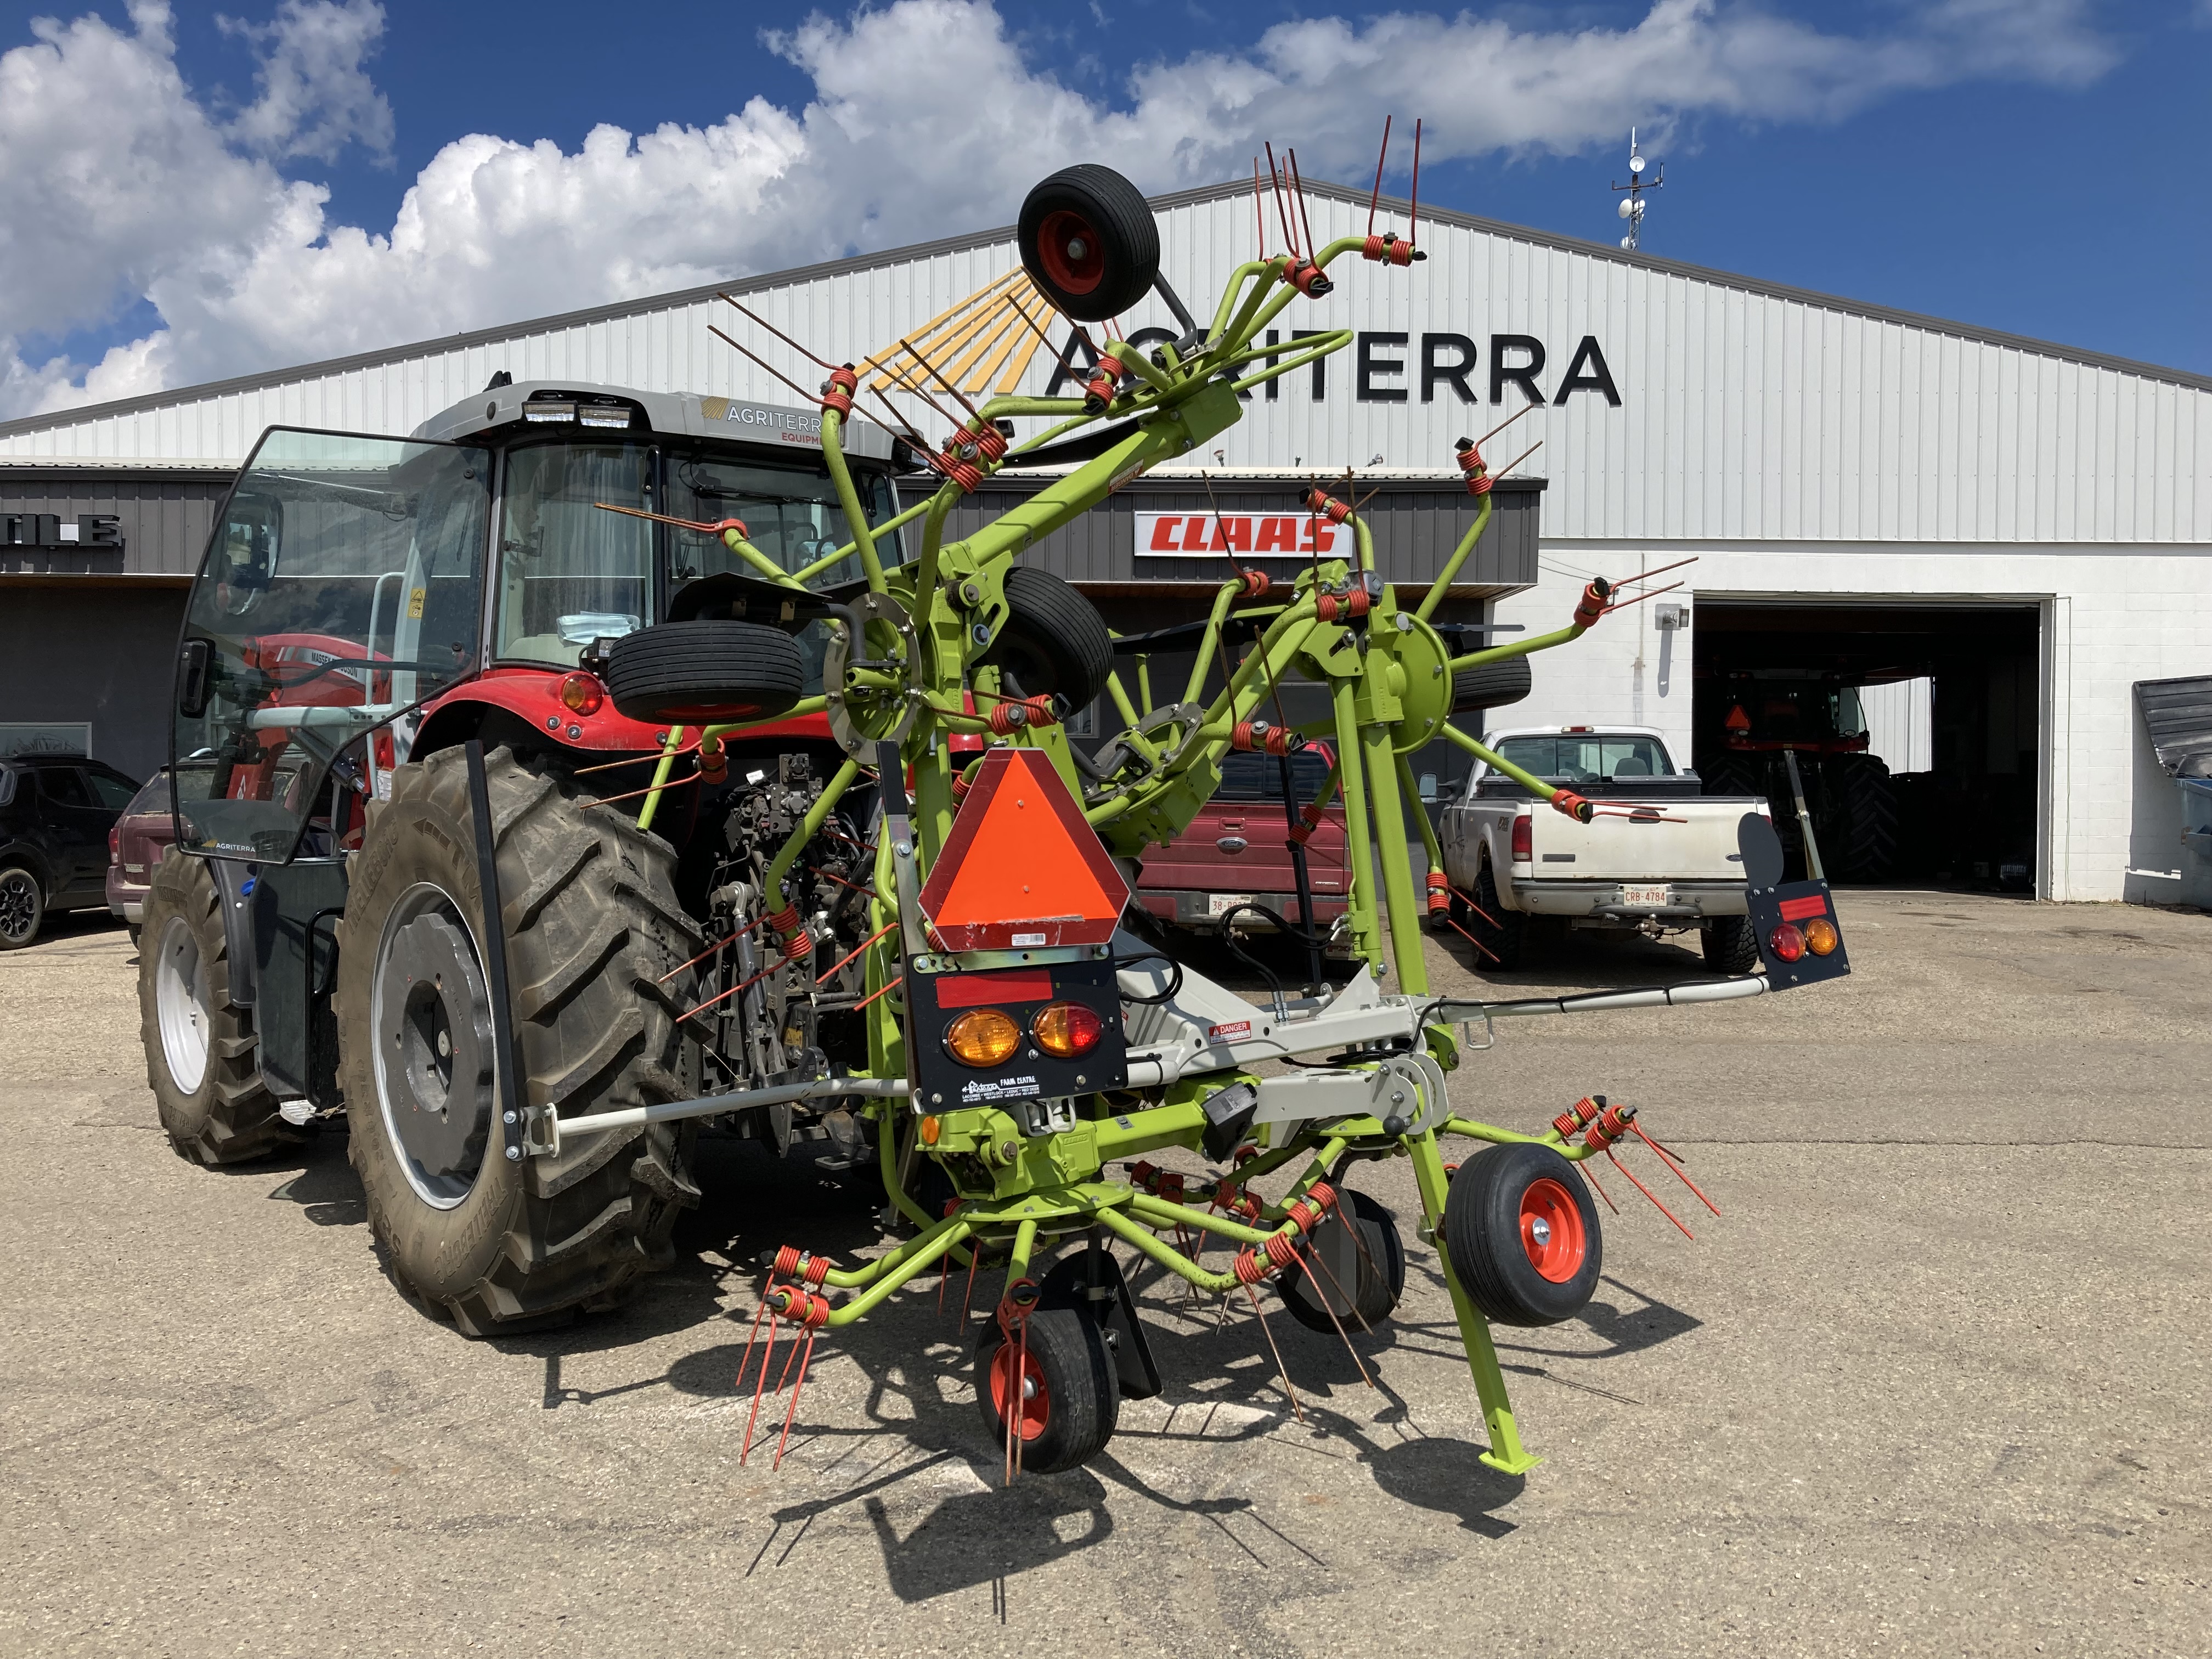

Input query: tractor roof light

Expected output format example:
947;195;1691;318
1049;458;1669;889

577;402;634;430
1032;1000;1103;1059
522;398;577;423
1768;922;1806;963
1804;916;1839;956
945;1008;1022;1068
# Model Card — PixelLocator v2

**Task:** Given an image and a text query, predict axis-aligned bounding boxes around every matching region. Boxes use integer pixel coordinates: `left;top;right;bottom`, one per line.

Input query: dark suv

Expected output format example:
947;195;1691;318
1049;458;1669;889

0;754;142;948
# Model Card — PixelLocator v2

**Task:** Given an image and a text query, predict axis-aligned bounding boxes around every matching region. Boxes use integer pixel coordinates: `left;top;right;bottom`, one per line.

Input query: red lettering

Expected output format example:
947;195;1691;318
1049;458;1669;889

1255;515;1296;552
1148;515;1186;551
1219;516;1252;552
1301;520;1338;553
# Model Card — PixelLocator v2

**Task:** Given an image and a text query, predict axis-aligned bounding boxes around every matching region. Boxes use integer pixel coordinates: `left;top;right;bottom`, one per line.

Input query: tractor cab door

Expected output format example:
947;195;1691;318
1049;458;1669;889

172;428;492;864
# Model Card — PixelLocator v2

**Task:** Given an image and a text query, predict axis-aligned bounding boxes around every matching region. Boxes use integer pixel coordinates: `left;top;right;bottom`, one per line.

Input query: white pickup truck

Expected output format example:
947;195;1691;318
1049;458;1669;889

1438;725;1769;972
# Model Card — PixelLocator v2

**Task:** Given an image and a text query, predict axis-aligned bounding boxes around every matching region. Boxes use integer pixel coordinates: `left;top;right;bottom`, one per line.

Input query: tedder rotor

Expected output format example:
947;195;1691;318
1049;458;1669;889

146;138;1854;1477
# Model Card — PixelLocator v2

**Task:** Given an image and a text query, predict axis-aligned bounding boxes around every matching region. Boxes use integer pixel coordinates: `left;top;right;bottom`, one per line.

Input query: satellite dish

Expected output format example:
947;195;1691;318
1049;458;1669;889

1629;197;1647;218
1618;198;1634;219
1630;155;1646;174
1621;234;1634;249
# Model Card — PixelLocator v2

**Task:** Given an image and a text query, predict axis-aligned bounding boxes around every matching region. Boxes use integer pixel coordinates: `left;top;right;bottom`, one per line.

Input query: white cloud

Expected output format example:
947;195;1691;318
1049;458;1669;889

0;0;2124;421
219;0;394;163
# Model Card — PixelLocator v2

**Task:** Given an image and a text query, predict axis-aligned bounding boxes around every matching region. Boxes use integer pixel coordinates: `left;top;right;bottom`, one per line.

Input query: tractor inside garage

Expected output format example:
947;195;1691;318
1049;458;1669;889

1691;601;2042;890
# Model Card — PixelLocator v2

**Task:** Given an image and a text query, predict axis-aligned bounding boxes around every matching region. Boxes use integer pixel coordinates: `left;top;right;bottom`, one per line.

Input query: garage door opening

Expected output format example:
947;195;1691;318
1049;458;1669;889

1692;601;2041;890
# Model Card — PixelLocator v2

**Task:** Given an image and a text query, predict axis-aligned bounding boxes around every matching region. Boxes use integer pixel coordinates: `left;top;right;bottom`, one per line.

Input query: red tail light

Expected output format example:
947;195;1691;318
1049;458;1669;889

109;826;120;860
558;672;605;716
1510;813;1533;862
1768;923;1806;962
1033;1001;1103;1059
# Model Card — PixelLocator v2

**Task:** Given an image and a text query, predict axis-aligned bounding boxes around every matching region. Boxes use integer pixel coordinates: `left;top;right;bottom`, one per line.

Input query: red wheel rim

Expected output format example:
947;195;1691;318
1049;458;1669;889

1519;1176;1587;1283
990;1343;1050;1441
1037;209;1105;296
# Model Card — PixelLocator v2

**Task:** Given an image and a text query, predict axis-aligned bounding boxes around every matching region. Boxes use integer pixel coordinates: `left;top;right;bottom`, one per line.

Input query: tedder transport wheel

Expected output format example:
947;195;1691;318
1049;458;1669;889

974;1304;1120;1475
1467;857;1527;973
604;619;804;727
1701;915;1760;974
138;849;300;1164
1443;1142;1603;1328
1451;654;1533;718
985;566;1114;714
1280;1188;1405;1334
1017;165;1160;323
335;745;703;1335
0;864;44;949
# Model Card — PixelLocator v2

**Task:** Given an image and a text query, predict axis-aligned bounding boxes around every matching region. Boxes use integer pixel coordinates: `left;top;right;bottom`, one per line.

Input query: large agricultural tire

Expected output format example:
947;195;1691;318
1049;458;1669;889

335;745;704;1336
605;619;804;726
1280;1188;1406;1334
1443;1141;1603;1328
1018;165;1160;323
974;1303;1121;1475
138;849;301;1164
1451;654;1533;718
1466;857;1527;973
986;566;1114;714
1825;754;1898;883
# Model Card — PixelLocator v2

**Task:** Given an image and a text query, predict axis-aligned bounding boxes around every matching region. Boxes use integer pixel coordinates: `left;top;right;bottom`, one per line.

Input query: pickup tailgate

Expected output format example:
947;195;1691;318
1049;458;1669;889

1527;798;1761;880
1144;799;1349;895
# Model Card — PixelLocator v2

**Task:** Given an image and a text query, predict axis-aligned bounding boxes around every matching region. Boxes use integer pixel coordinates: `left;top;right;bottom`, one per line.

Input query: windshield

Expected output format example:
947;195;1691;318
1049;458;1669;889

664;452;900;589
1492;735;1675;782
1212;750;1335;803
174;428;489;861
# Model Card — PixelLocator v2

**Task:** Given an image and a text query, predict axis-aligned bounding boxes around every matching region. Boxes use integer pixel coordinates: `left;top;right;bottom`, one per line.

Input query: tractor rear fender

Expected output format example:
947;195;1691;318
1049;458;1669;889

411;668;834;761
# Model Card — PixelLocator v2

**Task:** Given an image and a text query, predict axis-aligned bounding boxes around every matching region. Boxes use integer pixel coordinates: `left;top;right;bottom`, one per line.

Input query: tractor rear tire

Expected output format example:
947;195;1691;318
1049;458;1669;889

1018;165;1160;323
974;1303;1121;1474
986;566;1114;714
1466;857;1527;973
605;619;804;727
1450;655;1533;719
336;744;704;1335
1825;754;1898;883
139;849;301;1164
1280;1188;1405;1334
1443;1141;1603;1328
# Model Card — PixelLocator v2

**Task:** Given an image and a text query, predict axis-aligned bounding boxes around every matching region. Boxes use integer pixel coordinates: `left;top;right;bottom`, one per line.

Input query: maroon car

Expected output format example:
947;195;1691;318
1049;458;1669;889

106;769;184;935
1135;746;1349;937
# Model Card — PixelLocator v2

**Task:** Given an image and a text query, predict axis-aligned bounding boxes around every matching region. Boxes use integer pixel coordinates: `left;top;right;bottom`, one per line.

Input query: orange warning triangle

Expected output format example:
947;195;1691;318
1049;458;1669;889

917;747;1131;951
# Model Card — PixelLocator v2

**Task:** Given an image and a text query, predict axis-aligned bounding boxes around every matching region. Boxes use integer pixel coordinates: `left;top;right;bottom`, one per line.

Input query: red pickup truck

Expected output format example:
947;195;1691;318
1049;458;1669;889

1135;747;1348;936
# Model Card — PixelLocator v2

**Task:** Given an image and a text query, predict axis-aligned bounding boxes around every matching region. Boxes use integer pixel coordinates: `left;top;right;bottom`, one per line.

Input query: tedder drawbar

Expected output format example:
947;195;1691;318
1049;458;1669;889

145;142;1852;1479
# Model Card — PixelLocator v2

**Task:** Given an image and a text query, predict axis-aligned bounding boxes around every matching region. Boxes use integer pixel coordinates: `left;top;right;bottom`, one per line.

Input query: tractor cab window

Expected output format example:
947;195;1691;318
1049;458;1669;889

494;442;655;667
173;428;489;861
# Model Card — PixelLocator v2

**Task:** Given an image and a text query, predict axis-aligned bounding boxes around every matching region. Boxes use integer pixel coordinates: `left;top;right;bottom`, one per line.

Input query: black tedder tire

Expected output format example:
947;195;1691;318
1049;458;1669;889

1701;915;1761;974
1451;654;1533;718
1443;1141;1603;1328
986;566;1114;713
1018;164;1160;323
1466;857;1527;973
974;1303;1120;1474
139;848;301;1164
1280;1187;1406;1334
336;745;703;1335
1825;753;1898;883
605;619;804;726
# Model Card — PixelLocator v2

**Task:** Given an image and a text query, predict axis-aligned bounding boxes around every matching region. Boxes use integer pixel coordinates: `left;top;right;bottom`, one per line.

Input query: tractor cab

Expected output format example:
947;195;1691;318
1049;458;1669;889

170;381;906;864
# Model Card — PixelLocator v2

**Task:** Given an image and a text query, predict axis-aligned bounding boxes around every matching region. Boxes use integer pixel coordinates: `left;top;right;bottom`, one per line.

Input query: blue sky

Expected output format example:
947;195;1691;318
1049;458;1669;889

1;0;2205;419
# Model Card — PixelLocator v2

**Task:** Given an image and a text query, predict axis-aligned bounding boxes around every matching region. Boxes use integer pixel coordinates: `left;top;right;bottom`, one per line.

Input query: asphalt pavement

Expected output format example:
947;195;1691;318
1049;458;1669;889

2;891;2207;1658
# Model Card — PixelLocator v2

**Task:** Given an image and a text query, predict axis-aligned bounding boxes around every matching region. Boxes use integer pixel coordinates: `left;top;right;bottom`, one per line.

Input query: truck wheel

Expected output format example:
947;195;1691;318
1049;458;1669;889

1825;754;1898;883
0;864;44;949
1443;1141;1604;1327
1450;655;1533;717
974;1303;1121;1474
1701;915;1759;974
1467;857;1526;972
1280;1188;1405;1334
138;849;300;1164
336;745;703;1335
1018;165;1160;323
985;566;1114;713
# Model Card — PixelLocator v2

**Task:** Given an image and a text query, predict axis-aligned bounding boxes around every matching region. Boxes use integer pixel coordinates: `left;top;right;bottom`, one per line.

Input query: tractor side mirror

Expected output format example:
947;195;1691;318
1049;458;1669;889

177;637;214;719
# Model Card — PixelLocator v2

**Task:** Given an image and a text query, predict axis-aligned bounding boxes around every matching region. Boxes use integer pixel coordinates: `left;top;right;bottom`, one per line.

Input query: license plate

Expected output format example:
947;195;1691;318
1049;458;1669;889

1207;893;1254;917
1622;884;1671;907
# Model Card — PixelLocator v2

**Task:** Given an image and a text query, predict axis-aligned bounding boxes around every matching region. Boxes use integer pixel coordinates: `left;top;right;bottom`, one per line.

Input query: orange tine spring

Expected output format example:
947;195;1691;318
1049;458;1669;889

1631;1122;1720;1217
738;1307;781;1464
1605;1147;1695;1240
772;1326;819;1470
1243;1282;1307;1424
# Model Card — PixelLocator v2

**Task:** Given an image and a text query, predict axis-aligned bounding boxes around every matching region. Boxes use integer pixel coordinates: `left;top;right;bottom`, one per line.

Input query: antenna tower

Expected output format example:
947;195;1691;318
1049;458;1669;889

1610;127;1662;251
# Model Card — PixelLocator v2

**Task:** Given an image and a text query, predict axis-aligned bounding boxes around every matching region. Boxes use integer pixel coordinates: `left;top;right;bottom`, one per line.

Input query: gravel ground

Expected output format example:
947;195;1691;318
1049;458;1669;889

2;890;2207;1658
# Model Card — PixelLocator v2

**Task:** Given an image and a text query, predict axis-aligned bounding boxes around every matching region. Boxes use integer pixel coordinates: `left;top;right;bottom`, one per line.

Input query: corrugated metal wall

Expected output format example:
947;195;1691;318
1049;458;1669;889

0;470;231;578
3;185;2207;547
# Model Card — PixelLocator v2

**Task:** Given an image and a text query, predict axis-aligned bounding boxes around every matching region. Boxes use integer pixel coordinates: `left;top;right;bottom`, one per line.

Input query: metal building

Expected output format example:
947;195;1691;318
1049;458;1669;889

3;178;2207;901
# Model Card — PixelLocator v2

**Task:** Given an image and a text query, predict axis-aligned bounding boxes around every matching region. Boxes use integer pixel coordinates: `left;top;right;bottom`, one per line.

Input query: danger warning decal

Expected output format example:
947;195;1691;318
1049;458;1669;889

1206;1019;1254;1044
1136;512;1344;560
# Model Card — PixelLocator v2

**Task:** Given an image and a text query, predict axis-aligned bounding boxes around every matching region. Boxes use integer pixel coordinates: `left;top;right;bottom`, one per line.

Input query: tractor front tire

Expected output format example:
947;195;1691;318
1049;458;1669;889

139;849;300;1165
336;745;703;1335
